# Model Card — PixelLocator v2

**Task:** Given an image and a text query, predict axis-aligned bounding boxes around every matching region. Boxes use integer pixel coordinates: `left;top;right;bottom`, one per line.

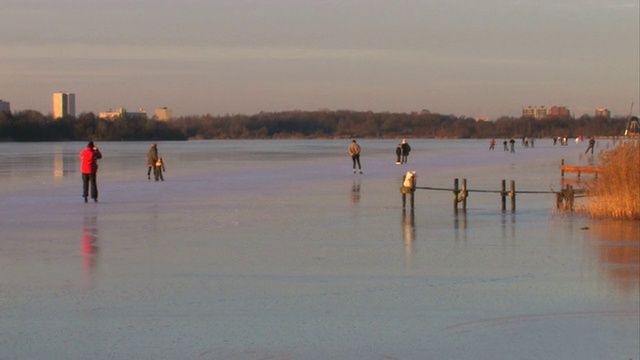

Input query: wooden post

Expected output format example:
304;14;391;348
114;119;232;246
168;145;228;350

556;191;564;210
510;180;516;212
410;190;415;209
401;189;415;209
401;173;416;209
561;159;565;177
453;178;459;213
501;179;506;211
461;178;467;212
566;184;574;211
409;175;415;209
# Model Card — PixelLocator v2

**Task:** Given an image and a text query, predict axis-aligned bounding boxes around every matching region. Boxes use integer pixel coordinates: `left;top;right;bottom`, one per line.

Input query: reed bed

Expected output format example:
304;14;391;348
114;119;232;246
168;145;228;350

583;139;639;220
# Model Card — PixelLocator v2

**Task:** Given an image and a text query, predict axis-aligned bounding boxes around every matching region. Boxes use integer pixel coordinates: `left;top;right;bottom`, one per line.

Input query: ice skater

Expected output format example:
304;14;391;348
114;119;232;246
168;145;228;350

395;143;402;164
349;140;362;174
585;137;596;155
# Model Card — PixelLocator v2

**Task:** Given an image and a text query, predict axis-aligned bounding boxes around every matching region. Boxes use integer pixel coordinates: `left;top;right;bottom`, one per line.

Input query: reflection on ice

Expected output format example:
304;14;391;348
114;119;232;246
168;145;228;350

402;208;416;269
350;179;361;204
588;221;640;294
81;214;99;289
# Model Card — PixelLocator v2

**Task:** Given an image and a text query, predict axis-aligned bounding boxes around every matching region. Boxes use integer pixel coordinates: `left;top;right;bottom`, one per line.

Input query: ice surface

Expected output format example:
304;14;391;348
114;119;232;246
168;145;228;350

0;139;638;360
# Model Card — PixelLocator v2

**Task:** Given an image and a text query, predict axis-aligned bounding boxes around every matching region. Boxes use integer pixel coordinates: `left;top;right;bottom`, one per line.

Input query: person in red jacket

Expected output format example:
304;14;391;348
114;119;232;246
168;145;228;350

79;141;102;203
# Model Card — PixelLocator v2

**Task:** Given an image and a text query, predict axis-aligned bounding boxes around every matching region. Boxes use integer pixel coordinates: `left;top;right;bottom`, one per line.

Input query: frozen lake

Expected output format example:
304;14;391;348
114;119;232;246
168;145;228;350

0;139;638;360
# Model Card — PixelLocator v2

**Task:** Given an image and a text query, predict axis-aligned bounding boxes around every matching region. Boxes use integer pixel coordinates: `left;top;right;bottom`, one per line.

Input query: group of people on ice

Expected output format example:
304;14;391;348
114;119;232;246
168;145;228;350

348;138;412;175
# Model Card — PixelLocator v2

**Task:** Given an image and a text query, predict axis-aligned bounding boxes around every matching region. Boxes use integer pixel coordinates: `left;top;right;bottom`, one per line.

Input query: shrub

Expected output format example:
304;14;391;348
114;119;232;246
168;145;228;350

584;139;639;220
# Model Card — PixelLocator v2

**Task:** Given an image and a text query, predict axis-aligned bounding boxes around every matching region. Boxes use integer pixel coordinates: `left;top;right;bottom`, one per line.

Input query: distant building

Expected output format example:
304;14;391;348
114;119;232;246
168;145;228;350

126;108;148;119
98;107;126;119
98;107;148;120
155;107;173;121
475;116;489;122
52;92;75;118
523;105;569;119
595;108;610;118
522;106;548;119
548;106;570;118
0;99;10;113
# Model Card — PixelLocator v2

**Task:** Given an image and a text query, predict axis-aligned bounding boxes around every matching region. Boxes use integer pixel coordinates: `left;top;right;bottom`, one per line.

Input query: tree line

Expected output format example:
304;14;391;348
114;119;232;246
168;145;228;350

0;109;630;142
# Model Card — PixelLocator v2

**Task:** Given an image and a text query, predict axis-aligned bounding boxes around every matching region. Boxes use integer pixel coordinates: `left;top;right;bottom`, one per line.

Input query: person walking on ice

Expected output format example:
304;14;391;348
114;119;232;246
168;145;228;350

155;157;166;181
349;139;362;174
79;141;102;203
401;139;411;164
147;143;158;180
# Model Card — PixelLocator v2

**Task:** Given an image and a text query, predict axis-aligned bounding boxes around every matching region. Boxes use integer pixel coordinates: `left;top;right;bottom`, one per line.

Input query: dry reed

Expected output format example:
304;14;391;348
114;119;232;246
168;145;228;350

583;139;639;220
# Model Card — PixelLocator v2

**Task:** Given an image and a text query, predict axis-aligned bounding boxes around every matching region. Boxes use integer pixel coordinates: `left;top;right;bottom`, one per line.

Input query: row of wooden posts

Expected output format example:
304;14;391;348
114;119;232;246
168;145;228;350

400;177;577;212
400;159;596;212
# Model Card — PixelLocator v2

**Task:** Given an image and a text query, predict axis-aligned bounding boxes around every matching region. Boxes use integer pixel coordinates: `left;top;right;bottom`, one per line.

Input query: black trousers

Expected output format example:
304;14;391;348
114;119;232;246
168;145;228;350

82;173;98;200
154;166;164;181
351;154;361;169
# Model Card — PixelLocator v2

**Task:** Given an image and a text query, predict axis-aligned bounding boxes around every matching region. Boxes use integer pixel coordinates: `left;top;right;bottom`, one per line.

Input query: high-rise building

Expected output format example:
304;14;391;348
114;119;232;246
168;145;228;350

0;99;10;113
52;92;75;118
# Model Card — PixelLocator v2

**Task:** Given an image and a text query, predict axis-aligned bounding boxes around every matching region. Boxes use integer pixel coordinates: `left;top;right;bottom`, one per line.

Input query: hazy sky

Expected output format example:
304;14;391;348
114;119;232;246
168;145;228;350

1;0;638;119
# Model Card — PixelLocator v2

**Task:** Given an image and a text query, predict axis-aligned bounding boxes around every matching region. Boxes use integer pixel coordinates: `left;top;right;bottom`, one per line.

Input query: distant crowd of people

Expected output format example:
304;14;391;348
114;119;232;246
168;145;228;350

485;136;598;154
79;135;603;202
487;137;535;153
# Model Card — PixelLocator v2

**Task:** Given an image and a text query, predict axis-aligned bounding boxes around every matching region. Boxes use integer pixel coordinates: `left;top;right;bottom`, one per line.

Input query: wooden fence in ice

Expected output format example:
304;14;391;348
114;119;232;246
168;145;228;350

400;159;599;212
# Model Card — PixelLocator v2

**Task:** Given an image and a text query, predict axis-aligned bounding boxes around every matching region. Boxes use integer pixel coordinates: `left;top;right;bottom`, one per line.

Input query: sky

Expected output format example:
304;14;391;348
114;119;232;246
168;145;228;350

1;0;638;119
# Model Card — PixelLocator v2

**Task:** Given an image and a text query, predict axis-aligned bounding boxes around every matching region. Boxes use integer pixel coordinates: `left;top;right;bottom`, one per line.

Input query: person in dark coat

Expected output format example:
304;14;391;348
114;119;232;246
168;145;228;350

585;137;596;154
395;144;402;164
400;139;411;164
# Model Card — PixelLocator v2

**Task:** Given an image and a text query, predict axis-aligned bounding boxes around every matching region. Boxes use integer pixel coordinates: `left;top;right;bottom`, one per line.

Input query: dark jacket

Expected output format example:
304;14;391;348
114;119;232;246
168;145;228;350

401;142;411;155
